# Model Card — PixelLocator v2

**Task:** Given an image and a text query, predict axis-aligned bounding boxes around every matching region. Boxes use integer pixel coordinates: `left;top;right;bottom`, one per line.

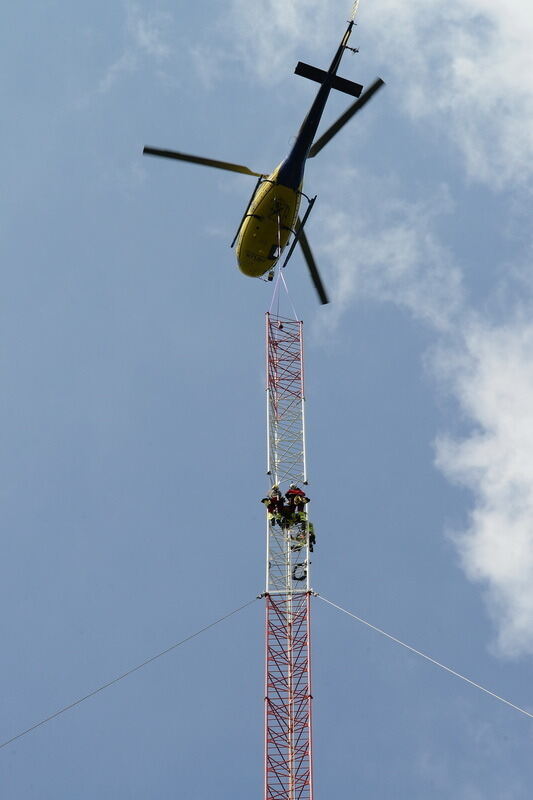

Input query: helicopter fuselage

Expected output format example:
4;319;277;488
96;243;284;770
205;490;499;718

235;167;301;277
234;20;357;278
142;14;382;304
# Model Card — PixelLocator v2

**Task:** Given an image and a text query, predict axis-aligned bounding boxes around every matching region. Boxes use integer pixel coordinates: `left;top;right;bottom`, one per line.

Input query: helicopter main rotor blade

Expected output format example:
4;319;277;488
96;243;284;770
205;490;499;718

143;147;267;178
297;220;329;305
308;77;385;158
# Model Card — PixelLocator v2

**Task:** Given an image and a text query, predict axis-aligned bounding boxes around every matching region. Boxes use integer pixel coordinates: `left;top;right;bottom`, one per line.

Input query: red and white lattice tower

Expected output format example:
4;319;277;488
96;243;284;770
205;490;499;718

264;311;313;800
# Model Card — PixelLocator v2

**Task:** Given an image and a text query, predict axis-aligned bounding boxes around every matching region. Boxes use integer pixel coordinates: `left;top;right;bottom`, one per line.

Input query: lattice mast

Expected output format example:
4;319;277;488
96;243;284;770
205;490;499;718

264;312;313;800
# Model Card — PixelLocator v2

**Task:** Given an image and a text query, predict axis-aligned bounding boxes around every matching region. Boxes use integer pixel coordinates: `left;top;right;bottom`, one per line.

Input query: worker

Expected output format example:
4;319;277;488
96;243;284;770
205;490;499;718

261;485;284;525
290;530;306;551
285;484;309;514
308;522;316;552
291;520;316;551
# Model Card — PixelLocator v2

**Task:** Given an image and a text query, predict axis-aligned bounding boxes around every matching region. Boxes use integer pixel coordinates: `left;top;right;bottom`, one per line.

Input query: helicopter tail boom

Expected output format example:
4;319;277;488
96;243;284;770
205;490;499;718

294;61;363;98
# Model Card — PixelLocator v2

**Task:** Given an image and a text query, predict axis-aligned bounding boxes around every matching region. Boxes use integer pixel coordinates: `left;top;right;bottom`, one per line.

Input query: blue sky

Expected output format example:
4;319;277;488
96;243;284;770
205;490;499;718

2;1;533;797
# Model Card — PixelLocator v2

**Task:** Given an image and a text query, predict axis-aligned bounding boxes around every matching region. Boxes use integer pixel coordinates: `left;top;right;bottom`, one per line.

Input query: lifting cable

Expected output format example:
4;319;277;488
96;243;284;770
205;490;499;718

0;597;258;751
268;267;283;315
268;267;299;321
279;270;299;321
317;594;533;720
267;213;299;320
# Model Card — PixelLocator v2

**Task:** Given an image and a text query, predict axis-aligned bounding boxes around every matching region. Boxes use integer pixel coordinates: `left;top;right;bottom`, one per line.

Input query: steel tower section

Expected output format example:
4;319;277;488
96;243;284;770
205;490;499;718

264;312;313;800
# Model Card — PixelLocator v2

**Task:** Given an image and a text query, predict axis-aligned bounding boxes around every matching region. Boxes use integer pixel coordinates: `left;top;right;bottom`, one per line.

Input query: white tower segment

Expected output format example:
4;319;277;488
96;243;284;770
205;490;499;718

265;312;310;595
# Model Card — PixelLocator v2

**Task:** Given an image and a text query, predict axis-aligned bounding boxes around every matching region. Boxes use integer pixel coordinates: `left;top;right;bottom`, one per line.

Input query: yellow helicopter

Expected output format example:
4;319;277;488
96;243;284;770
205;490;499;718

144;6;384;304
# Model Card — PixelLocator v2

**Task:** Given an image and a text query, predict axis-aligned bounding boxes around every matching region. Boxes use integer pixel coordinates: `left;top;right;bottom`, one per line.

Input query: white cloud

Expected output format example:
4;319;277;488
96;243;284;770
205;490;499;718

314;166;533;659
364;0;533;187
317;174;464;331
98;1;172;93
207;0;339;83
215;0;533;187
203;0;533;657
128;4;171;60
99;50;137;94
320;191;533;659
435;314;533;657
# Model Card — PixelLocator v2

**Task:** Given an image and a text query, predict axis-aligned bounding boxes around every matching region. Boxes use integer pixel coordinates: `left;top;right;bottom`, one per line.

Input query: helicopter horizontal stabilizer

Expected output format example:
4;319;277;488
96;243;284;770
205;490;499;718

294;62;363;98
